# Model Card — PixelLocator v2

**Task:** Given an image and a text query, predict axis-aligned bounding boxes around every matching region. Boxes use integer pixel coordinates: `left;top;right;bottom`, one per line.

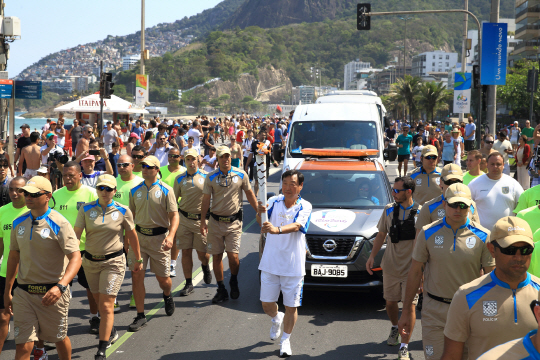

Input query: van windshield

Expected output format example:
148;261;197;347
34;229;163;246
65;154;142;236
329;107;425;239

301;170;390;209
288;121;378;157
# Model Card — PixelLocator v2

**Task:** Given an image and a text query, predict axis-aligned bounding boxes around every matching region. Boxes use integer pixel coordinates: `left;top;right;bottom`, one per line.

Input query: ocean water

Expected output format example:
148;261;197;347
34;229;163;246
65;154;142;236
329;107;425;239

13;112;74;135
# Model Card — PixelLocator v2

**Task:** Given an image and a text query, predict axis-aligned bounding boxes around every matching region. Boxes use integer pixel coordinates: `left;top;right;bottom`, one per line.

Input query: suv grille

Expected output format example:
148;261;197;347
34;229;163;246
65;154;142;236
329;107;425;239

306;236;356;257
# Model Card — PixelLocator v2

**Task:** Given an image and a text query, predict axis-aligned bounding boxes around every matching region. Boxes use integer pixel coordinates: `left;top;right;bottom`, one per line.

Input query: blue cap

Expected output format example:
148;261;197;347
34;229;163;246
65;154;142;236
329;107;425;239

436;128;441;131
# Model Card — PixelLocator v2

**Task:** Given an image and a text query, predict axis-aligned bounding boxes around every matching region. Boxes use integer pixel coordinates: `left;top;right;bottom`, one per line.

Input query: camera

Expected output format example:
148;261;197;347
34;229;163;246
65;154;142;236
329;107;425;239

48;150;69;165
89;149;100;156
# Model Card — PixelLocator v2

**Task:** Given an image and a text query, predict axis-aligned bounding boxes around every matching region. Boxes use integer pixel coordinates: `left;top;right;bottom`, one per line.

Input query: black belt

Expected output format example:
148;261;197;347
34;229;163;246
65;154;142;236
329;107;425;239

84;249;124;262
179;209;209;221
210;211;242;223
135;225;168;236
427;292;452;304
19;283;56;295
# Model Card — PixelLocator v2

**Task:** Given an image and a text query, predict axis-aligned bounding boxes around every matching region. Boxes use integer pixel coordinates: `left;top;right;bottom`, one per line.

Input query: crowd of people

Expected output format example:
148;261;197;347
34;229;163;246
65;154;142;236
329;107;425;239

370;115;540;359
0;112;304;359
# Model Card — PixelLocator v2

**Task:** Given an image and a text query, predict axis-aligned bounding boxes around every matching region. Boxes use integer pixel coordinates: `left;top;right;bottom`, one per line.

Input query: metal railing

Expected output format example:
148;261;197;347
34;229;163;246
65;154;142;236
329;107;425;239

514;39;540;51
516;24;540;35
516;4;540;18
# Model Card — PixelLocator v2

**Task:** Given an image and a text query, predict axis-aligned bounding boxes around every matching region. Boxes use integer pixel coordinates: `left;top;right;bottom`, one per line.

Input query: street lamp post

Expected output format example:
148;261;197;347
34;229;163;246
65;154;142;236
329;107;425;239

400;17;413;79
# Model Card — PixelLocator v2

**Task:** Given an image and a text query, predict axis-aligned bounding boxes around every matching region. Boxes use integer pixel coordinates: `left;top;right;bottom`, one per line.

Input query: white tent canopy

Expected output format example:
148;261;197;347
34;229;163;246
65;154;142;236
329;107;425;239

54;93;148;114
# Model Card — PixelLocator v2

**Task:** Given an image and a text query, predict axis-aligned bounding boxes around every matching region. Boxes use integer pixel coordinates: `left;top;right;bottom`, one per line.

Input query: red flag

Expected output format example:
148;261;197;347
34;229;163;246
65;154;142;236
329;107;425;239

276;105;283;113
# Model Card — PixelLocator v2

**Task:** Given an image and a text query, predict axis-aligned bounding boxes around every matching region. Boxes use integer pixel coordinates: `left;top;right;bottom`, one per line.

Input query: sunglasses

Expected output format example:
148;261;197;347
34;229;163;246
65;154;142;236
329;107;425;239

21;191;49;198
447;202;469;210
132;155;144;159
425;155;437;160
392;188;408;194
117;163;131;168
159;138;166;141
142;164;158;170
0;164;9;169
443;179;462;186
168;154;180;158
485;141;494;144
493;241;534;256
97;186;115;192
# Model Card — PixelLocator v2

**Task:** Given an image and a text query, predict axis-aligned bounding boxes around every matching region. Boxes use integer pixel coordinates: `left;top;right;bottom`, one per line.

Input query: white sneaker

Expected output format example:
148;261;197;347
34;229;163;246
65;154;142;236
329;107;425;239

270;312;284;341
280;338;292;357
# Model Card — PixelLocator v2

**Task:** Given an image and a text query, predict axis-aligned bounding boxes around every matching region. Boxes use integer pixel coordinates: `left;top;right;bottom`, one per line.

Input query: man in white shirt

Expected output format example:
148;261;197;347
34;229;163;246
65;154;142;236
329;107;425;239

492;131;514;175
101;121;120;153
257;170;312;358
187;121;203;150
149;133;177;167
469;152;524;231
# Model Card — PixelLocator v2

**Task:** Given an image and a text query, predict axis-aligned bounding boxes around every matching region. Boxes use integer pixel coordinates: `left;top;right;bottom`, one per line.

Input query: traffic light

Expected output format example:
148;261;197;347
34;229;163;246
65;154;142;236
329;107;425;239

102;72;114;99
357;4;371;30
472;65;480;89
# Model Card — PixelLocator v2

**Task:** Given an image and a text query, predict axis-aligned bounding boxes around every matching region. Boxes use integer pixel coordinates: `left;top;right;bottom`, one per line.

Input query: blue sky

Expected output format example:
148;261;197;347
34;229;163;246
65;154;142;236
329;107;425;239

8;0;224;77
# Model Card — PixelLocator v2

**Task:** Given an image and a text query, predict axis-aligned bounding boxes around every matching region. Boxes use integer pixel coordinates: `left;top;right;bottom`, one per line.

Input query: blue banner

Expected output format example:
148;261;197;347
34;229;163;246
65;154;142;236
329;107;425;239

481;22;508;85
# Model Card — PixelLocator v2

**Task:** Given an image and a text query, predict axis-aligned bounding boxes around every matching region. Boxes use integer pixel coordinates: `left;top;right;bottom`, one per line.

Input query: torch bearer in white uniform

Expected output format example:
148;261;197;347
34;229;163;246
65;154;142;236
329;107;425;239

256;141;270;259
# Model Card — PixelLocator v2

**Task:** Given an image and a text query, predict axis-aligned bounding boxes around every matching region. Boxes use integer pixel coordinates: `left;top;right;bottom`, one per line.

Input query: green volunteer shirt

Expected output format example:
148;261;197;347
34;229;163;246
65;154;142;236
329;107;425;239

51;185;98;251
463;171;483;186
514;185;540;214
396;134;413;155
516;206;540;234
115;175;143;207
160;164;186;189
528;229;540;278
0;203;28;277
522;127;535;145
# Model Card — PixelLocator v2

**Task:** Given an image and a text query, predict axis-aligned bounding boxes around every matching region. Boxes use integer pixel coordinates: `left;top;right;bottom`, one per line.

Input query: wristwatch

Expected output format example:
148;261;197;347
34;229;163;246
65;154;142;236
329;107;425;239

136;258;144;264
278;227;282;234
55;284;68;293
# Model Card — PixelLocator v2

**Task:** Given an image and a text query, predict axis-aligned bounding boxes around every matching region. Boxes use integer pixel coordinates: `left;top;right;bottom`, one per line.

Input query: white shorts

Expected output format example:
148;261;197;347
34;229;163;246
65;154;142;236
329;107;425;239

260;271;304;308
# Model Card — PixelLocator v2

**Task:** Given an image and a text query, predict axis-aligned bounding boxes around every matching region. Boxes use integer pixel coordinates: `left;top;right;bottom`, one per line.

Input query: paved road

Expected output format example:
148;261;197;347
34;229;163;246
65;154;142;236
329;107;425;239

2;162;428;360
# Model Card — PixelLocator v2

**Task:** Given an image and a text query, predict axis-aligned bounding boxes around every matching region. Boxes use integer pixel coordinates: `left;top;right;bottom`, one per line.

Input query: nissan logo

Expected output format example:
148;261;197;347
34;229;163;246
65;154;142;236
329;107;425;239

323;239;337;252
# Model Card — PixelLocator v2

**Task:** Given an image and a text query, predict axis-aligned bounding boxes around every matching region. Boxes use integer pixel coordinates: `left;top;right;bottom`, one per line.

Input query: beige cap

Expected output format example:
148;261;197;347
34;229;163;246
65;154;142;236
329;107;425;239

20;176;52;194
451;128;460;133
216;146;231;158
445;183;472;206
441;163;463;181
184;148;199;159
490;216;534;247
141;155;161;168
96;174;117;188
421;145;438;157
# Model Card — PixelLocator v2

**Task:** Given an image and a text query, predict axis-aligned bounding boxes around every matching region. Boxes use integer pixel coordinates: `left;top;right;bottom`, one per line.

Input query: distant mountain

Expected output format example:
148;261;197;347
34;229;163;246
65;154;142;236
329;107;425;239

221;0;513;30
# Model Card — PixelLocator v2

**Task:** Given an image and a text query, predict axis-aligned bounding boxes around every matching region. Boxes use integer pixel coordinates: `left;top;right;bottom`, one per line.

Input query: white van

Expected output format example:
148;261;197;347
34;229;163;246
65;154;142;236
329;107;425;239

282;102;385;177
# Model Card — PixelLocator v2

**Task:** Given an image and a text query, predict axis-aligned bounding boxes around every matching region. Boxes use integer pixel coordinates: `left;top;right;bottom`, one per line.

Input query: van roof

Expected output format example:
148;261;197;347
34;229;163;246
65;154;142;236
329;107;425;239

316;95;383;105
299;160;379;171
292;103;377;122
325;90;378;96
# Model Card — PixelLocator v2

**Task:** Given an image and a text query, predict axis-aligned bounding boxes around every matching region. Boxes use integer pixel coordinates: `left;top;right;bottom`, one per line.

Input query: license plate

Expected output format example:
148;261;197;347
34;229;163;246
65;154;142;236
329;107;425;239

311;264;348;278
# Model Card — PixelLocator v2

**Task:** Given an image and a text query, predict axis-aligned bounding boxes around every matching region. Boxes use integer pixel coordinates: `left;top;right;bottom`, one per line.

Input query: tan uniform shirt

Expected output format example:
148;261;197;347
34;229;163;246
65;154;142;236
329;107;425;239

173;169;208;214
444;272;540;360
10;208;80;285
377;202;422;278
407;167;443;205
129;180;178;228
416;195;480;229
203;167;251;216
413;218;495;299
477;329;539;359
75;200;135;256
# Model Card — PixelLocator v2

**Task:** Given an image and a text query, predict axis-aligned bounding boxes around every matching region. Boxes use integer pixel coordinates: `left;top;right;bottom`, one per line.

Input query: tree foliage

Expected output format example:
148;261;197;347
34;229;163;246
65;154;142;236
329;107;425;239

415;81;452;122
498;59;540;119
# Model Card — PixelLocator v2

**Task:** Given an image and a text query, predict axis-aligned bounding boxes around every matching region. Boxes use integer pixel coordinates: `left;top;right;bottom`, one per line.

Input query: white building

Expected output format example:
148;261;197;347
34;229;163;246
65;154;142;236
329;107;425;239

122;54;141;71
411;50;459;77
343;60;371;90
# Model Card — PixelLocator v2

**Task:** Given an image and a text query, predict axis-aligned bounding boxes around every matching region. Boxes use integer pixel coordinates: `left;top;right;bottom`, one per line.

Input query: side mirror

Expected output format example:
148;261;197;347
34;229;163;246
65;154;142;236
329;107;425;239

267;192;276;200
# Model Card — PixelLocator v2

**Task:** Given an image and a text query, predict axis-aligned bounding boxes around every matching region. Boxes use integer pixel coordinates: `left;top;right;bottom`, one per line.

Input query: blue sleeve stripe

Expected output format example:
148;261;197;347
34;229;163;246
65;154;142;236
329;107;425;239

300;214;311;234
467;225;488;243
429;199;443;214
176;175;186;184
45;217;61;236
231;169;244;179
12;213;31;228
83;202;97;212
471;204;475;214
209;172;219;181
112;203;127;216
200;173;207;178
424;222;444;240
410;171;420;179
158;183;169;196
465;281;497;309
130;183;144;196
386;207;394;216
531;281;540;291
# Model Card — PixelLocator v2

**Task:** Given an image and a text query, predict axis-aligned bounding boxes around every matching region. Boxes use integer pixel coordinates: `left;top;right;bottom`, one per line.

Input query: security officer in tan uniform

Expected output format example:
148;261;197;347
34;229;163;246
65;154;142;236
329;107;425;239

399;183;495;360
442;217;539;360
366;176;421;360
128;155;179;331
407;145;443;205
74;174;143;360
3;177;81;360
173;148;212;296
416;163;480;233
201;146;259;304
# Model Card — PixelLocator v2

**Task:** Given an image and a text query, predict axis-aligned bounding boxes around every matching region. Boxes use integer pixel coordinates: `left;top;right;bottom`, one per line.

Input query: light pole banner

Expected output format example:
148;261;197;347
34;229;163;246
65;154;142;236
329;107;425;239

454;72;471;114
135;74;149;106
480;22;508;85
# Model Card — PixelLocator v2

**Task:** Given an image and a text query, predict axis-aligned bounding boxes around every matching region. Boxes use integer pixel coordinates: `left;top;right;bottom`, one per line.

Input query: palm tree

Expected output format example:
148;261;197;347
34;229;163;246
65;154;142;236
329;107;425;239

415;81;453;122
388;75;422;121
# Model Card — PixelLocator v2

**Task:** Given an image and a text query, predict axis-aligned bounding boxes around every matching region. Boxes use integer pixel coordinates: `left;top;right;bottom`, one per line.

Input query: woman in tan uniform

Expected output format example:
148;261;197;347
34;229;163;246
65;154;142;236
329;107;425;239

74;174;143;360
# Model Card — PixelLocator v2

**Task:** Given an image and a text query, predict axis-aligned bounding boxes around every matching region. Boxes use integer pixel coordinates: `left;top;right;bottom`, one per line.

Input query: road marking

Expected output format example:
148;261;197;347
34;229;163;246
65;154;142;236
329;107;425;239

107;217;258;357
